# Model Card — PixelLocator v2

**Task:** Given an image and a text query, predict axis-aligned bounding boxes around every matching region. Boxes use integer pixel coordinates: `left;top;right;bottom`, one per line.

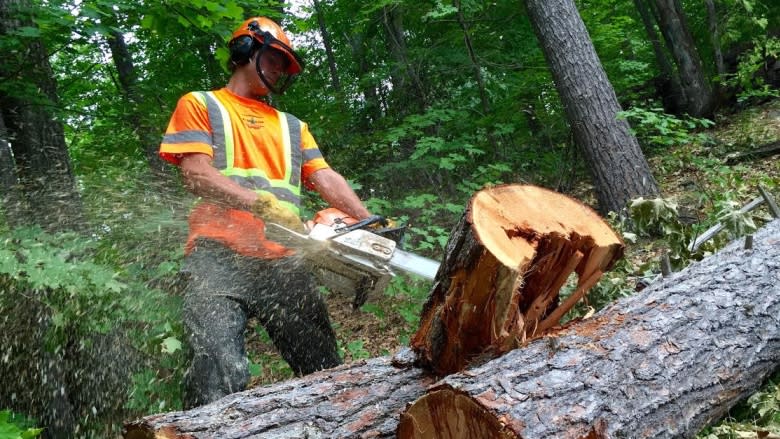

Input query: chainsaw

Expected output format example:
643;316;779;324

265;208;440;308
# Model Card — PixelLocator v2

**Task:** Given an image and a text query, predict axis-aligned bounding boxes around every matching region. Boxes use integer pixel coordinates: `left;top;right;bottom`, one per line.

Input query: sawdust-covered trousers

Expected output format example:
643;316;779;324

180;239;341;409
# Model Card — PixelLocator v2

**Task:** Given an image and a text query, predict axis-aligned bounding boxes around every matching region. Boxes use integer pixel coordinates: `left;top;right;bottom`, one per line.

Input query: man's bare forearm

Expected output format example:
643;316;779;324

180;153;257;210
308;168;371;220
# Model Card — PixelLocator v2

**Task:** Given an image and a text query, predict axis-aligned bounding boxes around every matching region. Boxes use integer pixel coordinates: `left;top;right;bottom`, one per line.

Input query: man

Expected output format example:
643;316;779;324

159;17;371;408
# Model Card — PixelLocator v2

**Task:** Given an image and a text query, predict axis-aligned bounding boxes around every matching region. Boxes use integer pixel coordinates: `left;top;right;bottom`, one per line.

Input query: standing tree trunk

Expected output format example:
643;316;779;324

346;20;382;128
705;0;727;80
524;0;660;214
0;0;85;232
105;24;172;180
382;5;428;113
453;0;501;155
652;0;717;117
0;110;23;226
634;0;684;113
313;0;341;92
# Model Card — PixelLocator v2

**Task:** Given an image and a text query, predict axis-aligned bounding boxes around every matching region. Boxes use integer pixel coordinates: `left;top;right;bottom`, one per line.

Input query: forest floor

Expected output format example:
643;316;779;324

247;97;780;387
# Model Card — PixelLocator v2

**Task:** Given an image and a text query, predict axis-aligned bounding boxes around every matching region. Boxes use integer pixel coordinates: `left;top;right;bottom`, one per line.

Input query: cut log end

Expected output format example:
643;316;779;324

470;185;622;270
397;388;519;439
398;387;614;439
412;184;625;375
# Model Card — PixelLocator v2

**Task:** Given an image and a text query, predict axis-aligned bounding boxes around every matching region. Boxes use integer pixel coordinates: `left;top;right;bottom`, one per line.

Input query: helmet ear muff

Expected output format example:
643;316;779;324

229;35;256;66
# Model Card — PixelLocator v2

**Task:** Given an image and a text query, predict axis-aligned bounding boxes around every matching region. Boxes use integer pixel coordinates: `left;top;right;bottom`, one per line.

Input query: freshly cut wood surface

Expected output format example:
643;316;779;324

411;184;624;376
399;219;780;438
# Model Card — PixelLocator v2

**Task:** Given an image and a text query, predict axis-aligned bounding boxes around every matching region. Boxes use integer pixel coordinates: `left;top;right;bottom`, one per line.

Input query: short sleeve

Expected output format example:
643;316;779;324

159;92;214;166
300;121;330;189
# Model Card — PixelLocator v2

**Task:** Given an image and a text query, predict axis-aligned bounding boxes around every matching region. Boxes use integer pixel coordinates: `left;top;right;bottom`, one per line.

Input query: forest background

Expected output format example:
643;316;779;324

0;0;779;437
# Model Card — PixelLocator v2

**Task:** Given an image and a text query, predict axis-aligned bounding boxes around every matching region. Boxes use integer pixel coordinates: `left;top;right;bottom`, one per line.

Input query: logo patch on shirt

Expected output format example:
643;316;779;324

241;114;264;129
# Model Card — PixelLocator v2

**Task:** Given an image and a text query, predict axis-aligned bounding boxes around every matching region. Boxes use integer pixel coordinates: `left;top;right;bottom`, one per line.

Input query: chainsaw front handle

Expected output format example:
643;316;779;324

340;215;387;233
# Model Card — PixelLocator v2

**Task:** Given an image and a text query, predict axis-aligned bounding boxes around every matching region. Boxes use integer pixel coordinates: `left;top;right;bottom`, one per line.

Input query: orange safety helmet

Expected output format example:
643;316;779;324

230;17;303;75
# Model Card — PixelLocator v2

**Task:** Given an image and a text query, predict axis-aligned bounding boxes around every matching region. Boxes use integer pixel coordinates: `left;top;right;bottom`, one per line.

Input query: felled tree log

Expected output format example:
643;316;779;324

411;184;624;376
124;354;433;439
124;220;780;439
398;219;780;438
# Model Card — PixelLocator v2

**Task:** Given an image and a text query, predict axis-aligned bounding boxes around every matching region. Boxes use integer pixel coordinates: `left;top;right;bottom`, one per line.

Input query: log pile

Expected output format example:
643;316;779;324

123;185;780;439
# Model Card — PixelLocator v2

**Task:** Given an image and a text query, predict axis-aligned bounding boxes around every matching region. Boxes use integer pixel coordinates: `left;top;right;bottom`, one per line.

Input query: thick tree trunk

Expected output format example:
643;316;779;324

634;0;684;114
411;185;624;376
399;219;780;438
124;355;434;439
653;0;717;117
524;0;660;214
124;219;780;438
0;0;85;232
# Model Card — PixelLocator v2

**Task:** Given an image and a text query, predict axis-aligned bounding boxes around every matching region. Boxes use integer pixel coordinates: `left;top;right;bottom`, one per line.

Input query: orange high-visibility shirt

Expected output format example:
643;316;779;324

159;88;329;258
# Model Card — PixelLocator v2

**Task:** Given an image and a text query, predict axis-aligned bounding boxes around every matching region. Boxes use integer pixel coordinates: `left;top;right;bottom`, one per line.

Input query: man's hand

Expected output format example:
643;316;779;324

251;192;305;232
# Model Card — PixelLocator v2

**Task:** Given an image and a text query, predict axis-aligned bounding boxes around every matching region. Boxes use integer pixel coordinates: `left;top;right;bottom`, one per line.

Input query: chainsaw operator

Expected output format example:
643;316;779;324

159;17;372;408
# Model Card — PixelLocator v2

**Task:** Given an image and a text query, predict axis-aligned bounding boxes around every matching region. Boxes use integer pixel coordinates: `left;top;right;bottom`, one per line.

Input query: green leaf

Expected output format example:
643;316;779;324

160;337;182;354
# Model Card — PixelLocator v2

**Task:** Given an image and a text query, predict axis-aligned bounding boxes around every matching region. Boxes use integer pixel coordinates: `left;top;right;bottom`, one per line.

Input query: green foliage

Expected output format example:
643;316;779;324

0;411;42;439
618;106;716;151
698;373;780;438
247;326;294;383
0;227;127;339
3;0;779;434
727;36;780;104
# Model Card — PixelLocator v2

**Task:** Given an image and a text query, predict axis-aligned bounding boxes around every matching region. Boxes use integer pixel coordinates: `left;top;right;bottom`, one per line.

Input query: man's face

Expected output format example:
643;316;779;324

258;48;290;85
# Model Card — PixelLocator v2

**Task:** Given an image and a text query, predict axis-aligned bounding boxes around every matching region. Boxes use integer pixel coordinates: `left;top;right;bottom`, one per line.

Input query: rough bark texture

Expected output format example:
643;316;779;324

0;0;85;232
125;220;780;438
399;219;780;438
124;355;435;439
411;184;624;376
634;0;684;114
653;0;717;117
524;0;660;214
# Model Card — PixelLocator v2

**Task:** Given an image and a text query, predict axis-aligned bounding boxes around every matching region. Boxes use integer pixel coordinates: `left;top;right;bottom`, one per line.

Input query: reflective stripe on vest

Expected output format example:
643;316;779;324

194;91;303;213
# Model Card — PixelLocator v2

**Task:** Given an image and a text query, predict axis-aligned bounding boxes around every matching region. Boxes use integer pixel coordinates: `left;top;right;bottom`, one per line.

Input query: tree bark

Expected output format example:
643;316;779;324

634;0;684;114
411;184;624;376
705;0;726;78
653;0;718;117
0;110;24;226
398;218;780;438
124;219;780;438
524;0;660;214
124;355;435;439
0;0;85;232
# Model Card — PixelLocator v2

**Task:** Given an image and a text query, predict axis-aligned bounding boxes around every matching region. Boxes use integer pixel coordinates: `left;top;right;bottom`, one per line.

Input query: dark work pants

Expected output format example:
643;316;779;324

181;239;341;409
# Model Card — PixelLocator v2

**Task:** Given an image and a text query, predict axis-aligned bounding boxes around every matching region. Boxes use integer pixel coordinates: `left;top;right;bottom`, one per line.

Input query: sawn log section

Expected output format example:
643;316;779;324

411;184;624;375
124;200;780;439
